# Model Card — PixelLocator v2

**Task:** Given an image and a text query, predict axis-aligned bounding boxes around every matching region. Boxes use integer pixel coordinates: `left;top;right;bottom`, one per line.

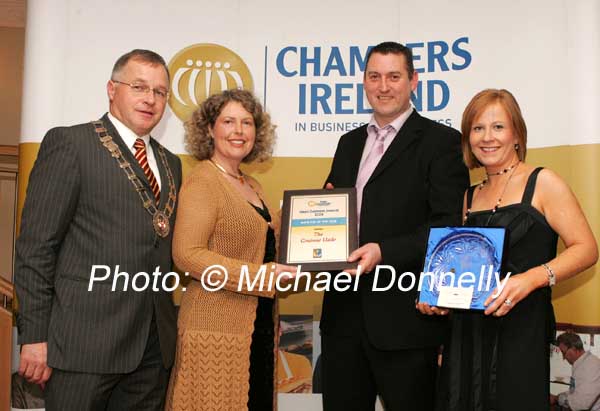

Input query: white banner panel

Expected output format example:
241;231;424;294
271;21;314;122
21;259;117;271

21;0;600;154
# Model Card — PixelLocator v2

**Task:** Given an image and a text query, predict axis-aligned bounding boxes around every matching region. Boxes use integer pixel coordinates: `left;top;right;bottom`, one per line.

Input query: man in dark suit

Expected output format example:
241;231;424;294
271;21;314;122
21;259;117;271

15;49;182;410
321;42;469;410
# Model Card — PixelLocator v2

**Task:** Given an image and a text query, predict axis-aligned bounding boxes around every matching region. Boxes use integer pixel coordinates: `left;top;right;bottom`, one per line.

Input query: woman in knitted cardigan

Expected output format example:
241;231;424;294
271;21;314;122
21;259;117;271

165;89;294;411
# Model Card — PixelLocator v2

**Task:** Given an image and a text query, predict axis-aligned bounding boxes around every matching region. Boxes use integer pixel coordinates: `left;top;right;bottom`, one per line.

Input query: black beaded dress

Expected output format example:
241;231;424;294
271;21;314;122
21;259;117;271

247;201;276;411
437;168;558;411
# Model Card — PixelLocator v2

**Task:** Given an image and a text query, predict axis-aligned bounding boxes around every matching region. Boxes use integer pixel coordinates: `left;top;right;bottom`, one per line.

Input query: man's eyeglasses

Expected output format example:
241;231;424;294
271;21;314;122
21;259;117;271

112;80;169;100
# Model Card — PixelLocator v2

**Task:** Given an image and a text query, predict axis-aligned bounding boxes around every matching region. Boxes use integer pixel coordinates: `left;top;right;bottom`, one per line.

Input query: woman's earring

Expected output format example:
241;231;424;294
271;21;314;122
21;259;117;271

514;143;520;151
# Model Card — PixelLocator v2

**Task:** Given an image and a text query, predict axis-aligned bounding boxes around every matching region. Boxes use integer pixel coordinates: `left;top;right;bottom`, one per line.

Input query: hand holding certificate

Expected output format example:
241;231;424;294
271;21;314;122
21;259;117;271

278;188;358;272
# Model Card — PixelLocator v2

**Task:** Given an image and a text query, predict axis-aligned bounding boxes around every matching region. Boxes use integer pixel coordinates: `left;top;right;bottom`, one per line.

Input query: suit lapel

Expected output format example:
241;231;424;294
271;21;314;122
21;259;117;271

101;113;153;193
367;110;422;184
348;126;369;185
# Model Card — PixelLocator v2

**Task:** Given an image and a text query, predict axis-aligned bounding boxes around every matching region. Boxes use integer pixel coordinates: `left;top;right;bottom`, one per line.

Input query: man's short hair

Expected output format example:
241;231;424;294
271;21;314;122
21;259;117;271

556;332;585;351
365;42;415;79
111;49;170;82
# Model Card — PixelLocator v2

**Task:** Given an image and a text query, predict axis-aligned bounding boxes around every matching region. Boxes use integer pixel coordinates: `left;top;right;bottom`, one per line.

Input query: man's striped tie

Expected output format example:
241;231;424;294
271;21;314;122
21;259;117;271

133;138;160;203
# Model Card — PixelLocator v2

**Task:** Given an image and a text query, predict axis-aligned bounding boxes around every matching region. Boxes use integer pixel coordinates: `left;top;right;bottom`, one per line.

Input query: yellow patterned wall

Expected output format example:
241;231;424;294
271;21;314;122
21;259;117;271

17;144;599;324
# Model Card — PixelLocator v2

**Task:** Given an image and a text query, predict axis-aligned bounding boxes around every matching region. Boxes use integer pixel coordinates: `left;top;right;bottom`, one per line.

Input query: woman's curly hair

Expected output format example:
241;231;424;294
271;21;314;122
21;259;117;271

185;89;276;163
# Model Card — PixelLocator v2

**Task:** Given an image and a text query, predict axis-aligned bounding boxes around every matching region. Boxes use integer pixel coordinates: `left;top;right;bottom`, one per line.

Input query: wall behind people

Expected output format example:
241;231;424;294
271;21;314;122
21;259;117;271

15;1;599;406
0;26;25;146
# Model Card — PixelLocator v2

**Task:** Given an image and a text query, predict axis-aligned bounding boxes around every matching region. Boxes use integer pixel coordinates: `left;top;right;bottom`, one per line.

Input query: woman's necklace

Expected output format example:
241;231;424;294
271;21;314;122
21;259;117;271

464;161;520;224
485;161;520;178
209;159;267;217
210;159;245;184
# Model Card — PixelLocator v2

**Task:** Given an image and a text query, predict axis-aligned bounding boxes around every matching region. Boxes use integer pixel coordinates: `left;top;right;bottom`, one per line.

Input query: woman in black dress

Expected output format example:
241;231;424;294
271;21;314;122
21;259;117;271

418;89;598;411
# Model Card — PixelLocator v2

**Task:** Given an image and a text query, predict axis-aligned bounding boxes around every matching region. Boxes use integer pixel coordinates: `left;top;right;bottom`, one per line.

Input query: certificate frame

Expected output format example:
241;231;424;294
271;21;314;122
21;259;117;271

278;188;358;271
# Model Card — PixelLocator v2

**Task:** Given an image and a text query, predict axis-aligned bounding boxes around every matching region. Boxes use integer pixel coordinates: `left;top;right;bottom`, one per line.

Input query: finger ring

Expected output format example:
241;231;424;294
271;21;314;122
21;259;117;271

504;298;512;306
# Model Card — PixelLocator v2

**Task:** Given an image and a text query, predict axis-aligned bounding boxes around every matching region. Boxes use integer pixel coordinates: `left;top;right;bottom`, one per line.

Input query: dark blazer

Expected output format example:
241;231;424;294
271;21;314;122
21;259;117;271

15;114;182;373
322;111;469;350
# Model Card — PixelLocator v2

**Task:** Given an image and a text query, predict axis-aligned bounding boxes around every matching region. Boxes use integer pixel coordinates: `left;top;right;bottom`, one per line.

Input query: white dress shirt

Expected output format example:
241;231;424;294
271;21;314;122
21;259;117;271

558;351;600;411
108;112;162;189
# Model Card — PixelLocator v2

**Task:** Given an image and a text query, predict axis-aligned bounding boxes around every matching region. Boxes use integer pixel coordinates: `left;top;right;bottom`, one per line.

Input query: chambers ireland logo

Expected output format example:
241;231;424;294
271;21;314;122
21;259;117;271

167;43;254;121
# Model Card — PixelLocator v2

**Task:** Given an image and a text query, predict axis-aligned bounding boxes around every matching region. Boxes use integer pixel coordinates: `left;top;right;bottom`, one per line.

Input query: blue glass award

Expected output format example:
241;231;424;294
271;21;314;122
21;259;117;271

418;227;507;310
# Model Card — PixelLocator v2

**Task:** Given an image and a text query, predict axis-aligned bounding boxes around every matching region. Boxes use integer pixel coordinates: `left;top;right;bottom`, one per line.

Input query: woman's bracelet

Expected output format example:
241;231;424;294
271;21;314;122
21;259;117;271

542;263;556;287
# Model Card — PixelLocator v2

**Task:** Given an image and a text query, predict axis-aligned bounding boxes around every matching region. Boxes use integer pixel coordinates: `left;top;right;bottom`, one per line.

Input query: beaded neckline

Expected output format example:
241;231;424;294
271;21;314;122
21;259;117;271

464;161;520;225
485;161;519;178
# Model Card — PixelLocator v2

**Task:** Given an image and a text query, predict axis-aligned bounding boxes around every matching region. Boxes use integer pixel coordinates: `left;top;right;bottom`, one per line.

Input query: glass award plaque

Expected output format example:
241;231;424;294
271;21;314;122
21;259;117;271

418;226;508;310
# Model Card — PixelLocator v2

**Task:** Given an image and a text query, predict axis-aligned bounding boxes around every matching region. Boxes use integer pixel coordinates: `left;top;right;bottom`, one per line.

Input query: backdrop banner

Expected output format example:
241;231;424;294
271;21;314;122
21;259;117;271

16;1;599;409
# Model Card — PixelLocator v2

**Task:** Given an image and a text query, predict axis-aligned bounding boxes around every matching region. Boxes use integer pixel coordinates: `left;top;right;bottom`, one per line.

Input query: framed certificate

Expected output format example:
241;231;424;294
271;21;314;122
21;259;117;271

279;188;358;271
418;226;508;310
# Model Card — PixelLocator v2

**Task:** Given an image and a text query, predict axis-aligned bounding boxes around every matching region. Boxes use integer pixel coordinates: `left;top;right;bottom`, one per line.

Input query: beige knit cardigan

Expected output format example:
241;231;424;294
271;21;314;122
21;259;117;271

165;160;279;411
